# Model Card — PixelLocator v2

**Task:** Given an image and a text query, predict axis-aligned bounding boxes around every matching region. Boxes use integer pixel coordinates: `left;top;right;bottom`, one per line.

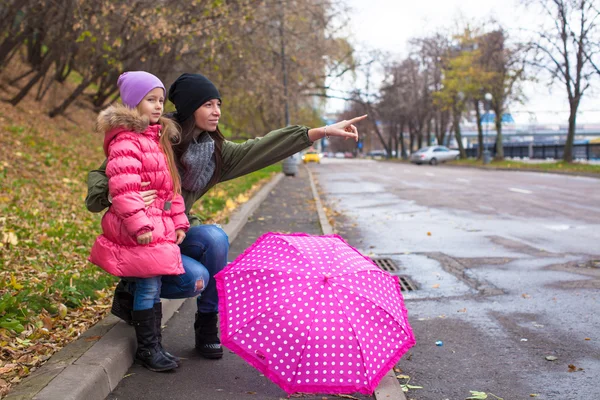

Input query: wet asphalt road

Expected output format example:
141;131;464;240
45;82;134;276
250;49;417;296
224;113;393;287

310;159;600;400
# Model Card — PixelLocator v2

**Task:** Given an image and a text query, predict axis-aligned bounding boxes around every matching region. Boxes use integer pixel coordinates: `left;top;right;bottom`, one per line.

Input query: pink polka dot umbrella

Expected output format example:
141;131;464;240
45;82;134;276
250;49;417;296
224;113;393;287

215;232;415;396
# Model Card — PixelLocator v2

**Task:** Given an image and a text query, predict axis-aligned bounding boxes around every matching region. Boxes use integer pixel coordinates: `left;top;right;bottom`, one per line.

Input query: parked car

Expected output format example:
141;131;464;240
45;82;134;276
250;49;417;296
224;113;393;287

367;150;387;159
344;152;354;158
302;150;320;164
410;146;459;165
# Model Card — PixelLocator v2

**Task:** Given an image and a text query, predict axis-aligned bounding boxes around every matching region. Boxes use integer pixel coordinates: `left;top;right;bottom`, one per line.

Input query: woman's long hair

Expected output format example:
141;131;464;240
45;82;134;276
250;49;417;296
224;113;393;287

157;116;182;196
173;115;225;189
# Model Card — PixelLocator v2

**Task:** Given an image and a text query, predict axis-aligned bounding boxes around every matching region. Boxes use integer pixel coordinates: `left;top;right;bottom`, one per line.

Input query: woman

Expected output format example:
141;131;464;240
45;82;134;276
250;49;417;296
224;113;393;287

86;72;366;360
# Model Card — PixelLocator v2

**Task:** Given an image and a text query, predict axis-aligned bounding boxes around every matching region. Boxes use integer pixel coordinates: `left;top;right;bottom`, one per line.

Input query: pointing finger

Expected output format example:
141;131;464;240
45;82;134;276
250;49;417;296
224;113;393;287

348;115;368;124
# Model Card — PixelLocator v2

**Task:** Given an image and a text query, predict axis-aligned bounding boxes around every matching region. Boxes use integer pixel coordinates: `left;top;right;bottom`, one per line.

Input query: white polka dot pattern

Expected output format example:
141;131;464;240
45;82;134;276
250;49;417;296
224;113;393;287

215;232;416;395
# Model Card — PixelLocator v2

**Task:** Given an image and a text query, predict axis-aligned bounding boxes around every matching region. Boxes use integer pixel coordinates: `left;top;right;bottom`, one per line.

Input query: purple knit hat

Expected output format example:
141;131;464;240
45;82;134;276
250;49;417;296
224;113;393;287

117;71;165;108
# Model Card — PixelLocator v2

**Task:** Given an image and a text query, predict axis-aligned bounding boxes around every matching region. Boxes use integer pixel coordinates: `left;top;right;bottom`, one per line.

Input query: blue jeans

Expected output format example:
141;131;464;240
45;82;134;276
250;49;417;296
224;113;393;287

176;224;229;313
127;225;228;312
133;277;161;311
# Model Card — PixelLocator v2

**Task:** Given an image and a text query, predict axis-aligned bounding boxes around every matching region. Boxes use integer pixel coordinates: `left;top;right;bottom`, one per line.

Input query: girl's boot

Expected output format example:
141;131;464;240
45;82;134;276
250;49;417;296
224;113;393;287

194;312;223;359
111;279;133;325
153;302;181;365
131;308;177;372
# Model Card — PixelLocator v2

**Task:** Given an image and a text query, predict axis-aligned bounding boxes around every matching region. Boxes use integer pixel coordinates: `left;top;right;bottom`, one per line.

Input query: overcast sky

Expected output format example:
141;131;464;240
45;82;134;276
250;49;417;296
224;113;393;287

327;0;599;124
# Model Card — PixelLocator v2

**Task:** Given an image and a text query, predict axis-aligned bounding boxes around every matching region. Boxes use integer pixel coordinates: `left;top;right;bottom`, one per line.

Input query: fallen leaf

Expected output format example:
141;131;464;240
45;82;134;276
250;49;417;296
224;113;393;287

427;232;432;236
530;395;539;398
396;374;410;380
9;273;23;290
3;231;19;246
522;293;531;299
41;315;53;331
84;335;102;342
584;338;591;341
225;198;236;211
465;391;488;399
57;304;68;319
568;364;583;372
545;355;558;361
401;384;423;392
457;308;467;312
432;284;440;289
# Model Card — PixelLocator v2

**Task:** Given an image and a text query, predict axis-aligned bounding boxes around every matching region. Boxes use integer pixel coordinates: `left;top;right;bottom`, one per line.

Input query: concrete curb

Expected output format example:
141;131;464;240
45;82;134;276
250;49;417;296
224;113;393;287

303;164;407;400
5;172;285;400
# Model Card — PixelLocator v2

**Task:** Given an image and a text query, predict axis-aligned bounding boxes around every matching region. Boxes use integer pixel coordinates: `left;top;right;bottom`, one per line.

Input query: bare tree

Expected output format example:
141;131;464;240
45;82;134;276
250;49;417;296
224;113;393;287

478;29;527;160
525;0;599;162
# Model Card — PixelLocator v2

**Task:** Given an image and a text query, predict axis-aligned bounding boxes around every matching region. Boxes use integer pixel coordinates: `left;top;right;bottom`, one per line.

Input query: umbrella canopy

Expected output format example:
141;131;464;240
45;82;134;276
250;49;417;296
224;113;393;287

215;232;415;395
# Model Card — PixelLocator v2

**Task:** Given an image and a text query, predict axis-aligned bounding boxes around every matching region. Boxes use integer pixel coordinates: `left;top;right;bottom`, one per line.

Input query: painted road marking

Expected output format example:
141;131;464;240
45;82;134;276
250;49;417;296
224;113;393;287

509;188;533;194
425;172;435;177
456;178;470;183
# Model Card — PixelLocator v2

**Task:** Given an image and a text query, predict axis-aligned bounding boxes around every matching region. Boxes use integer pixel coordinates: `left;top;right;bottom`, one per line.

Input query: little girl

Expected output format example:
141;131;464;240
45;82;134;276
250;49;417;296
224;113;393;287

89;71;189;372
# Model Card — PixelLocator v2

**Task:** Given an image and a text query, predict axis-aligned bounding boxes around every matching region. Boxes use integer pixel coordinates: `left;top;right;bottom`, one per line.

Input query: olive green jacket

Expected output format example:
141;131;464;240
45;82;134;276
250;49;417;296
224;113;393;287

85;125;312;225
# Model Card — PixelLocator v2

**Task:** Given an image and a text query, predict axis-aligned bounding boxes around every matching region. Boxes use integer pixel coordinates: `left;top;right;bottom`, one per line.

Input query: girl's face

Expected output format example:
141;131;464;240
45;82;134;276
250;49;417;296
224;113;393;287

137;87;164;124
193;99;221;132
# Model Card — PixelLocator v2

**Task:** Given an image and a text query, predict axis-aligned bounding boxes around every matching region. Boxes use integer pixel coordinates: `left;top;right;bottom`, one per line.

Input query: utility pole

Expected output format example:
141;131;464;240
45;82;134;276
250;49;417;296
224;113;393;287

278;0;297;176
279;0;290;126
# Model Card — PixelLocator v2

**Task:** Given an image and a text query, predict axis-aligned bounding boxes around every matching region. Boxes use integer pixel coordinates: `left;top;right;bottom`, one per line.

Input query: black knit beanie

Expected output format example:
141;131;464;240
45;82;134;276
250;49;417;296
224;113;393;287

168;73;221;122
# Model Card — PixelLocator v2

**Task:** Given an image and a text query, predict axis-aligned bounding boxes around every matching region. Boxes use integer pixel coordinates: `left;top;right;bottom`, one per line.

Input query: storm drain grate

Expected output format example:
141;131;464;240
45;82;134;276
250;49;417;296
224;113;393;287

397;276;417;292
369;258;417;291
370;258;399;272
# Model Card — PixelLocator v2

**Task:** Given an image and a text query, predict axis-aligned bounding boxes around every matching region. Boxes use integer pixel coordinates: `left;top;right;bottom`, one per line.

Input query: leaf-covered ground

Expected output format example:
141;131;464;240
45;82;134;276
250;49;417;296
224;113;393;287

0;73;280;397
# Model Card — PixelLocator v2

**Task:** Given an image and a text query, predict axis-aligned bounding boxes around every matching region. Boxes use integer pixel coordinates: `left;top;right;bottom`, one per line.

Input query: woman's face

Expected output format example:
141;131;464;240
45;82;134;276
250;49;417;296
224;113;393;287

193;99;221;132
137;87;164;124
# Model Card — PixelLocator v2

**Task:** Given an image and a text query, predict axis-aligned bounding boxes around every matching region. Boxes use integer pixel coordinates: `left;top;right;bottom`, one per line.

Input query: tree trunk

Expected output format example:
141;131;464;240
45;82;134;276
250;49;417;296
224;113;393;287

434;112;440;145
426;117;432;146
48;73;100;117
474;100;484;159
364;103;391;156
453;107;466;158
494;114;503;159
0;33;26;69
9;52;55;106
564;103;578;162
400;121;407;159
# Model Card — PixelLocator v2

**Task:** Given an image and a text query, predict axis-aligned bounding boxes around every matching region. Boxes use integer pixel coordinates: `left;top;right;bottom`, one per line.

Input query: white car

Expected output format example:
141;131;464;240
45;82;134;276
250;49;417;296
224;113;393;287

410;146;460;165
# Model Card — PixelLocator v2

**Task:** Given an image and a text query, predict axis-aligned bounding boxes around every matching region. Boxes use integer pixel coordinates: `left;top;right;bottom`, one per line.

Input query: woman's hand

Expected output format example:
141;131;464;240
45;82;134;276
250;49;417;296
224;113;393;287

175;229;186;245
137;231;152;245
140;182;157;207
307;115;368;142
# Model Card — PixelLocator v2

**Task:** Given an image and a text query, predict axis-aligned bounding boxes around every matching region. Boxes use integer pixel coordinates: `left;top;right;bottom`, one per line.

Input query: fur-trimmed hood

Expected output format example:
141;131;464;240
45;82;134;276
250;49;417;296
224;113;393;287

97;104;179;156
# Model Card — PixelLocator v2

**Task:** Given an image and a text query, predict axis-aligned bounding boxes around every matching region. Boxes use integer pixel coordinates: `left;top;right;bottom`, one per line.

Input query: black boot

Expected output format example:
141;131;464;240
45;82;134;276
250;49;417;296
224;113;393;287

111;279;133;325
132;308;178;372
153;302;180;365
194;312;223;359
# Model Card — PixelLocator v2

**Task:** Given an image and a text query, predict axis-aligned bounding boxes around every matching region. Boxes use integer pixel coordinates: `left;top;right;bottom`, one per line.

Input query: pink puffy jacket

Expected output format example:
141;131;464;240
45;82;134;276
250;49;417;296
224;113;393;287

89;105;189;278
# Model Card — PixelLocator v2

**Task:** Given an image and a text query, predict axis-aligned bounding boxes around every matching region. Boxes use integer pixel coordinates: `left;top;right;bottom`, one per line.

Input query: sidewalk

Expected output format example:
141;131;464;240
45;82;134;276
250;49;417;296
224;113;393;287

6;165;405;400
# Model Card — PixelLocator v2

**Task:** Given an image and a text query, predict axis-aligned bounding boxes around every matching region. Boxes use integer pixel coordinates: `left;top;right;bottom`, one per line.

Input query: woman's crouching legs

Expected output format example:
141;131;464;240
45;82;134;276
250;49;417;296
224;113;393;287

159;255;210;299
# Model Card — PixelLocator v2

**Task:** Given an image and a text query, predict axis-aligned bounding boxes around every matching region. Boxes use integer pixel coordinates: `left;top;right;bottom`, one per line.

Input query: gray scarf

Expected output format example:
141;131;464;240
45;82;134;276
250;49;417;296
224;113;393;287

180;132;216;192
